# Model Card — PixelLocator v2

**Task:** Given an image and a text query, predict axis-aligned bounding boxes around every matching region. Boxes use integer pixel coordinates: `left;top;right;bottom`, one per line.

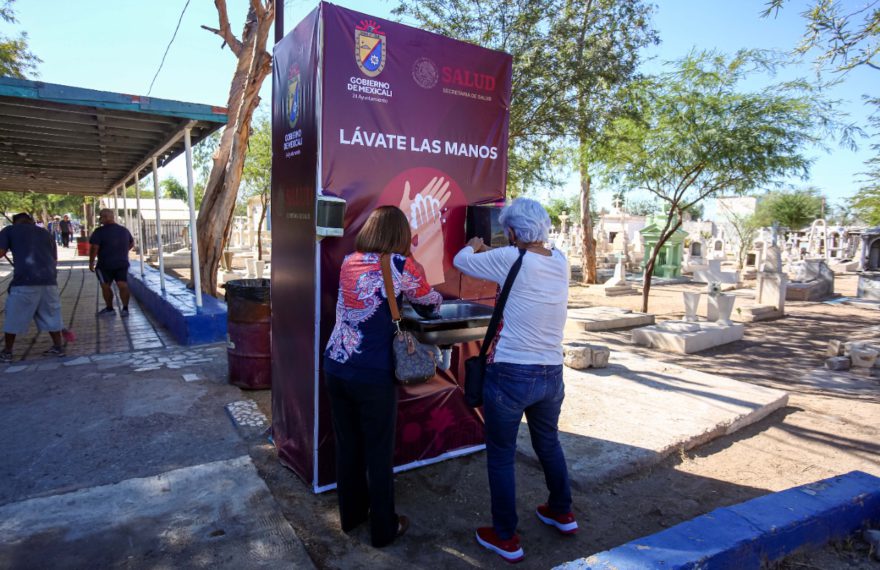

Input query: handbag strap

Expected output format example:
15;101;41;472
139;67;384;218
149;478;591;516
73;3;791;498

479;248;527;358
380;254;402;332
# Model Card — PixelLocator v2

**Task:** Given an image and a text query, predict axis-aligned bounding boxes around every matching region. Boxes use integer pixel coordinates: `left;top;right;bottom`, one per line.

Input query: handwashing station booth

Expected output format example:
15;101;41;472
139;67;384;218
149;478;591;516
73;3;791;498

270;3;513;491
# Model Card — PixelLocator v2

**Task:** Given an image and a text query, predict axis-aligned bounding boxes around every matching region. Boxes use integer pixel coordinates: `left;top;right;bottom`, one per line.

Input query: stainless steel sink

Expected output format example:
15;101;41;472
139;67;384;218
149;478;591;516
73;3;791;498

401;300;494;346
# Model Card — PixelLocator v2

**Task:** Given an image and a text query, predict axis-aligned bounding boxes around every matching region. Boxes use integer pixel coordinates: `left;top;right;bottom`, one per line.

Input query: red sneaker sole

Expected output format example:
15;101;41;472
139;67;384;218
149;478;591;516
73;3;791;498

536;510;579;534
475;531;524;563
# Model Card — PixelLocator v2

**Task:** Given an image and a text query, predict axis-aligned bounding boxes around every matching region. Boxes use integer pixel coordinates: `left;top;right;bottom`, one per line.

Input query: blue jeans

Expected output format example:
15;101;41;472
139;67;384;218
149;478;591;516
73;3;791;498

484;362;572;539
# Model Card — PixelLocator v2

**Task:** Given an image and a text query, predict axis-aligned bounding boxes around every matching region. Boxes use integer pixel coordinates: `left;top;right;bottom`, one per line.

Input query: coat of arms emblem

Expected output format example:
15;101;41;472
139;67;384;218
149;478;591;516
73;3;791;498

355;20;386;78
287;65;301;128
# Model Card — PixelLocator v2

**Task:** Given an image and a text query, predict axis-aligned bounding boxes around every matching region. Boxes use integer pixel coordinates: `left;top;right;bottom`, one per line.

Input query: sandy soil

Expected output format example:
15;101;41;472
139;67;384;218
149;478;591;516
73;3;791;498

249;274;879;569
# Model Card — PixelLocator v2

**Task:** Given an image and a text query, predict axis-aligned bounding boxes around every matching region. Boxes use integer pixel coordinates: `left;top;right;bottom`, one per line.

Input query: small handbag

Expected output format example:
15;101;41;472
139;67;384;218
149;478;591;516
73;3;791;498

464;248;527;407
381;254;438;385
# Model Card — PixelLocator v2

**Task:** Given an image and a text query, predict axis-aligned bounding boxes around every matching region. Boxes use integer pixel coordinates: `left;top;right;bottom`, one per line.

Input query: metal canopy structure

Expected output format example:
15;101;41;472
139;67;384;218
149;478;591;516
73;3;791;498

0;76;228;306
0;77;227;196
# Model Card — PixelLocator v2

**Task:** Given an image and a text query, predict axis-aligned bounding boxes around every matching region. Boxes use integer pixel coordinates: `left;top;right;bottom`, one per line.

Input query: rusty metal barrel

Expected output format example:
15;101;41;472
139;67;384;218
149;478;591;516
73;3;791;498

224;278;271;390
76;237;90;256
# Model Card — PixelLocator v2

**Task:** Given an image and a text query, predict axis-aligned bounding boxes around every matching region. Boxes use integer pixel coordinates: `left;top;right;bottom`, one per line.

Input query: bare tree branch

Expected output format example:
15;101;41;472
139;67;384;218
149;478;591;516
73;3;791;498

250;0;267;19
207;0;243;57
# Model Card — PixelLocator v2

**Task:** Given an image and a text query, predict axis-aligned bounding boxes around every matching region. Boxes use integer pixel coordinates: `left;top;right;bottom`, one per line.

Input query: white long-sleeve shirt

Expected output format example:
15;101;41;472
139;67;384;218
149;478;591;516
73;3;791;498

453;245;569;365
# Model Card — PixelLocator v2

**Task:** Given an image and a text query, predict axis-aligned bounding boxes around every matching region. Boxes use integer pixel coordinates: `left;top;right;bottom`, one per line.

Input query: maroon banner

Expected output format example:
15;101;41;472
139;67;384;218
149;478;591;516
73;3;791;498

316;3;512;487
271;6;320;483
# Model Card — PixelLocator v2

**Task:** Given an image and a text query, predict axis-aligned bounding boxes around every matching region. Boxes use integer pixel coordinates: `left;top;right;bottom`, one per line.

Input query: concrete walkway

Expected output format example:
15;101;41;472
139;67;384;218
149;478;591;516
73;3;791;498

0;247;176;361
0;342;313;568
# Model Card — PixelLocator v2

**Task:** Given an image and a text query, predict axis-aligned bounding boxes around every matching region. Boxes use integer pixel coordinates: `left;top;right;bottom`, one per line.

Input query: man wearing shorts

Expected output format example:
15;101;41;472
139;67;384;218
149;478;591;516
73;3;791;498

89;209;134;316
0;213;65;362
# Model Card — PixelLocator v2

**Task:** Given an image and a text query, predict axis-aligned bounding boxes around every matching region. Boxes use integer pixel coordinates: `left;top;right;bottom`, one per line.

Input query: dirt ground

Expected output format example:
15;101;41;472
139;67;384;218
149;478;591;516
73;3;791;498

249;274;879;569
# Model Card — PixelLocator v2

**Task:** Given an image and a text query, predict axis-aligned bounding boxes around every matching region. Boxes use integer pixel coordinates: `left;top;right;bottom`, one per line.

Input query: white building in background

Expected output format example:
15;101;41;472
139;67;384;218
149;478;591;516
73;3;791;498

683;218;715;238
100;197;193;253
595;208;646;248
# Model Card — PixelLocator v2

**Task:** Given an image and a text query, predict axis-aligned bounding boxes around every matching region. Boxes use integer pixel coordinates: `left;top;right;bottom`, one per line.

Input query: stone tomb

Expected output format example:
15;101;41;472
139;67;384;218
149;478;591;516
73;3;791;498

857;272;880;301
598;257;638;296
738;244;788;322
692;259;739;285
786;259;835;301
631;292;744;354
566;306;655;332
631;319;745;354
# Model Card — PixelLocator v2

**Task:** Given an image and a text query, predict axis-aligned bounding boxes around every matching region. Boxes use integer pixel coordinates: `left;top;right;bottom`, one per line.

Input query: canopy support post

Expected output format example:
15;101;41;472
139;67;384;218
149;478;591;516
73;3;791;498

124;184;132;230
151;157;167;292
184;127;203;308
134;171;145;277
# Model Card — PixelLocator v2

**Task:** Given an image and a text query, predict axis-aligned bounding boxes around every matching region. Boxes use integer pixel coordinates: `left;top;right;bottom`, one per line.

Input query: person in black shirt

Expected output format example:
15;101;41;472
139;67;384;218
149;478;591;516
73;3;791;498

88;209;134;316
0;213;65;361
59;215;72;248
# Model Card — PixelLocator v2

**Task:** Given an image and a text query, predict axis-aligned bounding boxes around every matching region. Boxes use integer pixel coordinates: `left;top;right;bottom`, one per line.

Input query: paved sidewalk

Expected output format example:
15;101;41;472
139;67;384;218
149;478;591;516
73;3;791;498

0;247;175;361
0;344;313;568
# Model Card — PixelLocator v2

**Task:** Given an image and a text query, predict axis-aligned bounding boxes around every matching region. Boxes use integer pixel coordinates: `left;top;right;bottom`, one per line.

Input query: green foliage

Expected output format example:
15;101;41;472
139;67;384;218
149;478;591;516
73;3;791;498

393;0;564;191
393;0;657;193
193;130;221;182
160;178;187;201
753;188;824;229
0;0;40;79
686;202;705;220
615;195;701;218
121;177;154;200
764;1;879;203
542;195;581;228
597;49;851;310
625;198;658;216
599;50;848;213
826;200;858;225
851;186;880;225
241;113;271;204
562;0;658;154
189;130;221;209
0;191;84;223
860;95;880;194
727;212;761;269
763;0;879;74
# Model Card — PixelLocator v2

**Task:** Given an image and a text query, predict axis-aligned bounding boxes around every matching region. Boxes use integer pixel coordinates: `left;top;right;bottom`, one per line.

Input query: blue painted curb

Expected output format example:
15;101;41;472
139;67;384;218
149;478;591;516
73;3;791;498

558;470;880;570
127;265;227;346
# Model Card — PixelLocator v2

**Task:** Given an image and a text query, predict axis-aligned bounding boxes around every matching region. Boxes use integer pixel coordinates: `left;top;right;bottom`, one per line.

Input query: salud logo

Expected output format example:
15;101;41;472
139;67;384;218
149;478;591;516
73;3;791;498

355;20;386;77
286;64;301;128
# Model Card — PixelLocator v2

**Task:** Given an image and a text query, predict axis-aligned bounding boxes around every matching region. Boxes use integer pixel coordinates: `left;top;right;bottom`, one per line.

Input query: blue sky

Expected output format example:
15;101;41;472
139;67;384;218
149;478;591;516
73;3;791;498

7;0;876;214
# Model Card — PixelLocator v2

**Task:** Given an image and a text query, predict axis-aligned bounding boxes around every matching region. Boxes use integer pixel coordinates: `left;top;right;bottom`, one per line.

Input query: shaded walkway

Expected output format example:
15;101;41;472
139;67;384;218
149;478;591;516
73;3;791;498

0;248;177;362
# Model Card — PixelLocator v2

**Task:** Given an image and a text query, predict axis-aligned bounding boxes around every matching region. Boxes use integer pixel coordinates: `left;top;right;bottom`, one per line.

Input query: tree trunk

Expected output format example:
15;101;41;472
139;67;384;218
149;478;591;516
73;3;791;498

579;168;597;284
197;1;274;296
256;192;268;261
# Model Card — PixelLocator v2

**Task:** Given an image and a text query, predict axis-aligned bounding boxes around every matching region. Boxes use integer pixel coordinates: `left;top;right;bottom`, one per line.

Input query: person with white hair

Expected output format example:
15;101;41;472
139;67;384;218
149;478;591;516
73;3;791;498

453;197;575;563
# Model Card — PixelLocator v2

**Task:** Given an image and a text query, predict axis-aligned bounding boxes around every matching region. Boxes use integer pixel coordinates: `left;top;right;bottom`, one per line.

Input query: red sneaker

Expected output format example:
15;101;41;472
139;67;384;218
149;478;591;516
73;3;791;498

475;527;524;563
536;505;578;534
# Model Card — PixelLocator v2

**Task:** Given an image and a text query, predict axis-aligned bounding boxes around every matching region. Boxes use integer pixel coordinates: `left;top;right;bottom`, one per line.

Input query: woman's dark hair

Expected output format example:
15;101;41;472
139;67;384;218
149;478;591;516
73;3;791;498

355;206;411;256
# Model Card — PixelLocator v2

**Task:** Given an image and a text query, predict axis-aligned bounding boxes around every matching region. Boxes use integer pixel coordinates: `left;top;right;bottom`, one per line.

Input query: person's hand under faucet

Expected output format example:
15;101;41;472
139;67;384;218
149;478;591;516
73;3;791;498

467;237;490;253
